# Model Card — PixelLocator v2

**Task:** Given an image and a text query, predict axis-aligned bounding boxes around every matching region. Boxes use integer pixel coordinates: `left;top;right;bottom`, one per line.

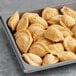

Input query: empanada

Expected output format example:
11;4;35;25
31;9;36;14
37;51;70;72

15;30;33;53
42;54;59;65
42;7;59;20
29;42;49;57
63;36;76;52
48;43;64;55
33;29;45;41
60;15;75;28
29;15;48;29
28;23;44;35
61;6;76;20
8;11;19;31
50;24;73;37
16;13;29;31
22;53;42;66
44;27;64;42
57;51;76;61
47;15;61;24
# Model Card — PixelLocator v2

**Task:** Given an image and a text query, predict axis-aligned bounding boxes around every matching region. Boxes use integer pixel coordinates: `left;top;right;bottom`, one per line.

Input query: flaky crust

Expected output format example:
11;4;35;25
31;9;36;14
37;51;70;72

15;30;33;53
8;11;19;31
22;53;42;66
61;6;76;20
57;51;76;61
60;15;75;28
48;43;64;55
16;13;29;31
42;54;59;65
44;27;64;42
42;7;59;20
29;42;49;57
63;36;76;53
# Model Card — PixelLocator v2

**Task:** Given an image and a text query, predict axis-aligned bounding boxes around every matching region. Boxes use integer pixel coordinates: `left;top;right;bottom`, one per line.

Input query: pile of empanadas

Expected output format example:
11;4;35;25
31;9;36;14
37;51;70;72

8;6;76;66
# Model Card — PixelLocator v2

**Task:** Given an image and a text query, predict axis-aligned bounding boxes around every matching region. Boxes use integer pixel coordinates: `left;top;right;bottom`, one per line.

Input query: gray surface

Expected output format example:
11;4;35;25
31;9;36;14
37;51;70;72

0;0;76;76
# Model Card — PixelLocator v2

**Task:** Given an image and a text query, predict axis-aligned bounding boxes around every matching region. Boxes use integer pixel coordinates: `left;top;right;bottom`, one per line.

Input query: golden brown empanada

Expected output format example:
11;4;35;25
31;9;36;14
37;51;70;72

8;11;19;31
61;6;76;20
15;30;33;53
63;36;76;52
42;7;59;20
29;15;48;29
33;29;45;41
42;54;59;65
22;53;42;66
57;51;76;61
60;15;75;28
16;13;29;31
50;24;73;37
47;15;61;24
48;43;64;55
28;23;44;35
29;42;49;57
44;27;64;42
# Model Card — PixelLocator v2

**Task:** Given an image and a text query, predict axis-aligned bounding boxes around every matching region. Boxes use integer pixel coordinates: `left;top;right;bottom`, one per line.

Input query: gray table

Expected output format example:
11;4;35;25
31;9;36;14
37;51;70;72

0;0;76;76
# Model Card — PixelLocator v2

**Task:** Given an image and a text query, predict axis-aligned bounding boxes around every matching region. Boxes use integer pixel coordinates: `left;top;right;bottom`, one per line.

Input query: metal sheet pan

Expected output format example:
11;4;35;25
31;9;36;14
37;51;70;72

1;3;76;73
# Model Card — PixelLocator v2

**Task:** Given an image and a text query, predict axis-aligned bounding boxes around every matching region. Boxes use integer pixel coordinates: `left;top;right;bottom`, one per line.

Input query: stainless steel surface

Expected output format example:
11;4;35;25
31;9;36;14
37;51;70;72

0;0;76;76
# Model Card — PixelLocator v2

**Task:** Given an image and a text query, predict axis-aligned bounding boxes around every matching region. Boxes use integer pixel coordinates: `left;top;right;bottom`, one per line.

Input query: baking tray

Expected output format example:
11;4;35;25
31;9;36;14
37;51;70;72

1;3;76;73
